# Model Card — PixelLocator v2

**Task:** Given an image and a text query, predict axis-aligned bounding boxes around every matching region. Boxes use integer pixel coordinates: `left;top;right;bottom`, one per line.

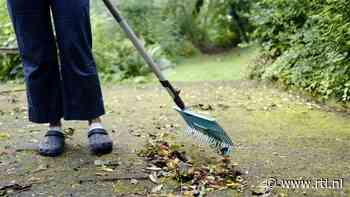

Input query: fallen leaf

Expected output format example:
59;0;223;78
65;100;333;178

159;143;169;150
94;160;109;166
96;172;108;177
146;166;162;171
28;177;41;183
101;166;114;172
159;149;170;157
33;164;48;173
63;128;75;136
226;181;239;188
71;183;80;189
0;133;10;140
129;129;142;137
130;179;138;185
170;151;188;162
167;158;180;170
178;161;190;176
149;172;159;184
29;139;39;143
151;184;163;193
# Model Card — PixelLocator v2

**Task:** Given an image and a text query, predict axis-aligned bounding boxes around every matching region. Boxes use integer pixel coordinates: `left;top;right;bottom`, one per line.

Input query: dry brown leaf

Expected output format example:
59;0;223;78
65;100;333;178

149;172;159;184
33;164;48;173
96;172;108;177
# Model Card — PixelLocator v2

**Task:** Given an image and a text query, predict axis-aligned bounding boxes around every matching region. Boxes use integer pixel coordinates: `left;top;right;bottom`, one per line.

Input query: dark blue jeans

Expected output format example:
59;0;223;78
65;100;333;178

7;0;105;123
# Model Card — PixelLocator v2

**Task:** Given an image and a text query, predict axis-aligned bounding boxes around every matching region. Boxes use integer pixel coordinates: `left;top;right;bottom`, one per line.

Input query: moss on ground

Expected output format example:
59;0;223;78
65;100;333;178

0;48;349;196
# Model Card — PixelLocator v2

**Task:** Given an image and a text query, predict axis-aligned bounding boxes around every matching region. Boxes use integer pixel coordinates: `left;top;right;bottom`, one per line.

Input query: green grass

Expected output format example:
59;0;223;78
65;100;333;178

164;47;259;81
108;46;260;84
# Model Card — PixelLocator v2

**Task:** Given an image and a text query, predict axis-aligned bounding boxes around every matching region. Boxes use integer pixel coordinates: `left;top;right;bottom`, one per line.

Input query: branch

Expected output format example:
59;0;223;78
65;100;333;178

0;89;26;95
78;175;149;184
0;48;19;55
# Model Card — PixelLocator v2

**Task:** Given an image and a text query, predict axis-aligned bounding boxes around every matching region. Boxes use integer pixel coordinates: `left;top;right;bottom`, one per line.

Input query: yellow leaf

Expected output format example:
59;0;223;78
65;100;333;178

0;133;10;140
100;166;114;172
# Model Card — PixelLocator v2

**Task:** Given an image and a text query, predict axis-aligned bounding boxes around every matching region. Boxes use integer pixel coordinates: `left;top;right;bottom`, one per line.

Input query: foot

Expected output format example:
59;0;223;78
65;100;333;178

88;128;113;155
38;130;65;157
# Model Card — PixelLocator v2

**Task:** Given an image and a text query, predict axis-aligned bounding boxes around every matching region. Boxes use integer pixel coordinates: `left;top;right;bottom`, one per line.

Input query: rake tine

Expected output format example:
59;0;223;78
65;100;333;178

200;134;207;145
197;133;203;143
182;122;233;156
205;135;210;144
200;133;206;143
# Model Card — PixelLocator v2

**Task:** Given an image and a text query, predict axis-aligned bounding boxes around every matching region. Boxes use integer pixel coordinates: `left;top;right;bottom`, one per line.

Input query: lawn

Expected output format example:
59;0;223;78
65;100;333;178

165;47;259;81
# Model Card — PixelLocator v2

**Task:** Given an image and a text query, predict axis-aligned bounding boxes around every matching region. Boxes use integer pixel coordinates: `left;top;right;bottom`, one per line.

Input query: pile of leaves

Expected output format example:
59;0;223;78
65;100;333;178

138;139;246;196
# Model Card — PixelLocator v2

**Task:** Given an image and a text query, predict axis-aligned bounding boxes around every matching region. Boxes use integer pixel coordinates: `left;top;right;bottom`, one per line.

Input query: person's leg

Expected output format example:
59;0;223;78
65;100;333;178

50;0;105;121
7;0;65;156
50;0;112;154
7;0;63;124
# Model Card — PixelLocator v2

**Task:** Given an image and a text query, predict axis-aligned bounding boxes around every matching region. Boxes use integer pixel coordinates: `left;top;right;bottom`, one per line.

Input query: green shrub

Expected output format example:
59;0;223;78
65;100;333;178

91;1;178;81
91;0;200;81
249;0;350;102
0;0;251;81
0;0;184;81
91;10;148;81
164;0;248;53
0;1;21;81
119;0;197;58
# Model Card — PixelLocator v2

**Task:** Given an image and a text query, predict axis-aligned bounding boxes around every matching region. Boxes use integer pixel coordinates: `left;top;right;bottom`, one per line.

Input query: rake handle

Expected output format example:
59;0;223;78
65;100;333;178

102;0;186;110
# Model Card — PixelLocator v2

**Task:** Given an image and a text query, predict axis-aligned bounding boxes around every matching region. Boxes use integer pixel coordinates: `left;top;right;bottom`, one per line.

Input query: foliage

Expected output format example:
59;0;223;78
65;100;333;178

91;11;145;81
164;0;249;53
0;0;249;81
0;2;15;47
0;2;21;81
91;0;182;80
249;0;350;101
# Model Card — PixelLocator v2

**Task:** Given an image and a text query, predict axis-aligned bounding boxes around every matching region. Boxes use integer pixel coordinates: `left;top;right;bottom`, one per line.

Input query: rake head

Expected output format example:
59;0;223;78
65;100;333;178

174;107;234;156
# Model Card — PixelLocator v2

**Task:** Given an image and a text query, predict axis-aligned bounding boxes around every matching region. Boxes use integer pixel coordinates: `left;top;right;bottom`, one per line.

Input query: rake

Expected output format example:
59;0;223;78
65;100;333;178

102;0;234;155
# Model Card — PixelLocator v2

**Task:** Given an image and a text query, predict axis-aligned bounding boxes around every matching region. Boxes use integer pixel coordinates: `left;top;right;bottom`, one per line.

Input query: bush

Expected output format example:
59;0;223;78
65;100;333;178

0;1;21;81
119;0;197;58
249;0;350;101
0;0;250;81
91;0;201;81
164;0;247;53
91;1;176;81
0;0;183;81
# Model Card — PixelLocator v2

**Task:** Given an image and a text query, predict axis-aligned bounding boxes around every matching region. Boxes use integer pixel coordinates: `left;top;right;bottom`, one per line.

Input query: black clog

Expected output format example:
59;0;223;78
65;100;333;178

88;128;113;155
38;130;65;157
